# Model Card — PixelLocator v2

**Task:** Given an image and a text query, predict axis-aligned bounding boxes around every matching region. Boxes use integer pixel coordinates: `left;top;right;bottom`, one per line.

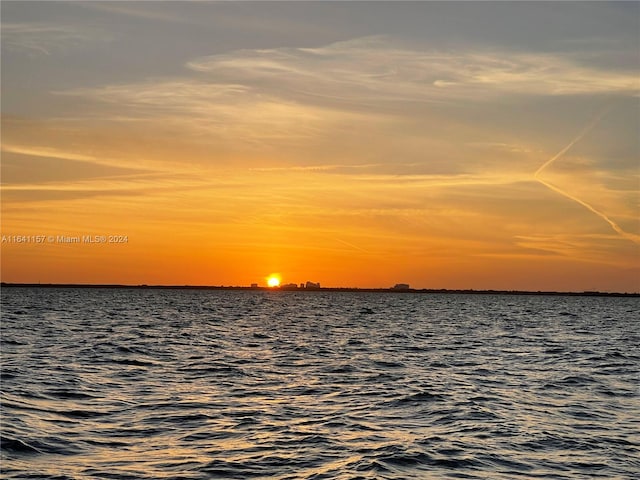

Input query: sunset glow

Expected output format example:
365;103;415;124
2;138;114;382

267;275;281;288
1;2;638;292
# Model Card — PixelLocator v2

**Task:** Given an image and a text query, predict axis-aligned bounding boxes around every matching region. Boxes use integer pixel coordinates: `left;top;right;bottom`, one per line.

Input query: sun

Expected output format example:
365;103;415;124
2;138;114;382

266;274;281;287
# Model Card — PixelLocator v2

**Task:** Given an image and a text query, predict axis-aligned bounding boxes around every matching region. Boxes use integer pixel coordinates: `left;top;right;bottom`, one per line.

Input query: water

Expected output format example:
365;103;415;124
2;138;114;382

1;287;639;479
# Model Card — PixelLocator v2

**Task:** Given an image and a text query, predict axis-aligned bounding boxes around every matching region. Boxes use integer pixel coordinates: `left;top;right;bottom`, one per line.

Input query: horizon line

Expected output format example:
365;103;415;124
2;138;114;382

1;282;638;297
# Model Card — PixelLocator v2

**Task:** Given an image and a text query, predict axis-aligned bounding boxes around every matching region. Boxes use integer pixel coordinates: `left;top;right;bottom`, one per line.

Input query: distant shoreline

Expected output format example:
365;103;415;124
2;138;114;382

1;283;638;297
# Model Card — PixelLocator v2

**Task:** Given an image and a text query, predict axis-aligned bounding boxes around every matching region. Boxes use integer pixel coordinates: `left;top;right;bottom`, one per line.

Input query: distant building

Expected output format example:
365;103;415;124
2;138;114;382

281;283;299;290
305;281;321;289
392;283;410;290
251;283;258;288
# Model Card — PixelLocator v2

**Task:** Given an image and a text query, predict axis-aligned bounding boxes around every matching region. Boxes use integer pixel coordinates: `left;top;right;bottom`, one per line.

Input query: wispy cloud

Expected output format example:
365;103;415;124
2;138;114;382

54;36;638;161
187;37;639;100
1;22;109;55
2;143;102;164
56;79;365;152
75;2;198;25
514;233;638;267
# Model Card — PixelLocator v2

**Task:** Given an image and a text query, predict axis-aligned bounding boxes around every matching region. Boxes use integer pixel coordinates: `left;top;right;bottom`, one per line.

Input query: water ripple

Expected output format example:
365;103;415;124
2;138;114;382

2;288;639;479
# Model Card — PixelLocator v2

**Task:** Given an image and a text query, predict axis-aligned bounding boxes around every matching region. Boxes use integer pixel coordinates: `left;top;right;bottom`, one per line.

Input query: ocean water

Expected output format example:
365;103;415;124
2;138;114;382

1;287;639;480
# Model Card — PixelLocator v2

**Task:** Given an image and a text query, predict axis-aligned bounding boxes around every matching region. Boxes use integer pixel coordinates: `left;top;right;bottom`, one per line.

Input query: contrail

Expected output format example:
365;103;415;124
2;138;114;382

534;105;640;245
536;177;639;243
534;106;610;178
333;237;371;253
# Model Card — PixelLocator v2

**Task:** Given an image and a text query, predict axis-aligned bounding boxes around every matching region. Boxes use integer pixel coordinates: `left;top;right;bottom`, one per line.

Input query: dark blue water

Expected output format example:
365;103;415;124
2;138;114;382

1;287;639;479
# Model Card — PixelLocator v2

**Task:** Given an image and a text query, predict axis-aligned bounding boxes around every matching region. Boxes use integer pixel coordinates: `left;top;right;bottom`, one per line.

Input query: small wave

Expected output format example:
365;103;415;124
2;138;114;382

519;434;599;452
44;388;97;400
55;409;112;419
1;338;27;346
545;347;566;354
252;332;271;339
203;459;268;478
0;370;19;381
322;364;357;373
82;438;131;448
477;452;534;472
558;375;598;386
1;436;42;454
109;358;157;367
115;344;148;355
391;391;446;405
429;361;449;368
1;434;84;456
373;360;405;368
152;413;215;425
428;456;481;469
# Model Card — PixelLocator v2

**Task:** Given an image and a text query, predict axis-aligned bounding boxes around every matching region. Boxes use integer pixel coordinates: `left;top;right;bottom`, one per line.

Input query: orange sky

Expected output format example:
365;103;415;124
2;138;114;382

2;2;639;291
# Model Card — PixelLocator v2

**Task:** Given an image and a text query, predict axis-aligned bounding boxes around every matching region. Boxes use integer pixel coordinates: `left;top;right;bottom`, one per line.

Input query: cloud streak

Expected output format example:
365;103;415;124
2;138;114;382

2;143;103;164
1;22;108;55
61;37;639;133
53;37;638;181
188;37;639;101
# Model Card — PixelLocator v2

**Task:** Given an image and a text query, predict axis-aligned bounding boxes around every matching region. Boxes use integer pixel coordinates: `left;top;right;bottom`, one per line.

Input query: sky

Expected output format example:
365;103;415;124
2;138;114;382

1;1;639;291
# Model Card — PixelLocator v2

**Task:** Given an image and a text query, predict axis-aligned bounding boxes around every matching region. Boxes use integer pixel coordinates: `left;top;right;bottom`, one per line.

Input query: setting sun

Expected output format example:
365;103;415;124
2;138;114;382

267;275;281;288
